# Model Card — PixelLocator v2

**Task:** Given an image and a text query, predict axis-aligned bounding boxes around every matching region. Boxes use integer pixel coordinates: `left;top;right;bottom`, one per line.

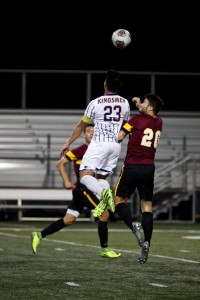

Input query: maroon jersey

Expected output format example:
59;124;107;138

122;114;162;164
65;144;88;185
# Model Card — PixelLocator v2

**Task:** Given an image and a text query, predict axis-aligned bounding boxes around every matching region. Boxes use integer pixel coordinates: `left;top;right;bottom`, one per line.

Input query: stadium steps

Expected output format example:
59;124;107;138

0;112;199;190
153;191;191;219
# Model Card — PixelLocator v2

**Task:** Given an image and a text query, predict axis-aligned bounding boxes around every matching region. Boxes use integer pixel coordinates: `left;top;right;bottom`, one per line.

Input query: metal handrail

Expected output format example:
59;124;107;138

155;155;191;178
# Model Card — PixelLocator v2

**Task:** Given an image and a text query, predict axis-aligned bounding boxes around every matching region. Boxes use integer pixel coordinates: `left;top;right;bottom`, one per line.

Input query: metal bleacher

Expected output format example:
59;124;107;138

0;113;84;188
0;113;200;188
0;111;200;189
0;111;200;221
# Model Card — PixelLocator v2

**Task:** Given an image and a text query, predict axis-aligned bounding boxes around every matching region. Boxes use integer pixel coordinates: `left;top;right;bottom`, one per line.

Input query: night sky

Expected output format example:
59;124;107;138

1;2;200;72
1;3;200;111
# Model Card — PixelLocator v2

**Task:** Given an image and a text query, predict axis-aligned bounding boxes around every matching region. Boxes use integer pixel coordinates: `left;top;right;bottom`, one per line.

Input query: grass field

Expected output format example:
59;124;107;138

0;220;200;300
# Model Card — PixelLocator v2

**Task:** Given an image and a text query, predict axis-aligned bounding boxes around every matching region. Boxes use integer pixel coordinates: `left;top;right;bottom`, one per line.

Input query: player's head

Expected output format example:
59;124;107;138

142;93;164;115
84;123;94;144
104;69;122;93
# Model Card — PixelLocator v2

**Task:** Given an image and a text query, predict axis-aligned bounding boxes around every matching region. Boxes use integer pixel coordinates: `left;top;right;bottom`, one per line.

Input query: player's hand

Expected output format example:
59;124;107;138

59;143;69;157
64;180;74;189
132;97;141;108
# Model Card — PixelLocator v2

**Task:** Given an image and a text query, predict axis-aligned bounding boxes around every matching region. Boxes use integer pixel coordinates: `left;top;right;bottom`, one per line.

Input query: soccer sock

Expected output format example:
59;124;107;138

115;202;133;231
98;220;108;248
80;175;103;198
98;179;110;189
142;212;153;246
41;218;65;238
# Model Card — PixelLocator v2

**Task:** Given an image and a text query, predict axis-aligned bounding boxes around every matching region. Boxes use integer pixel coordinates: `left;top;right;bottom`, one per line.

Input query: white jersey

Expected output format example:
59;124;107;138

84;94;130;142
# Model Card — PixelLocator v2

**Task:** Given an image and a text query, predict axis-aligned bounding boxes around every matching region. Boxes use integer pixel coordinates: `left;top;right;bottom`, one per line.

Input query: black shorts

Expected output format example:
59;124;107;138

115;164;155;201
67;184;99;214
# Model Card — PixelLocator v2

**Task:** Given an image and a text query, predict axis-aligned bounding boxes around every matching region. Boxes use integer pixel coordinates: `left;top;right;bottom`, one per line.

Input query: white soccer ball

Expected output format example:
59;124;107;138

111;29;132;49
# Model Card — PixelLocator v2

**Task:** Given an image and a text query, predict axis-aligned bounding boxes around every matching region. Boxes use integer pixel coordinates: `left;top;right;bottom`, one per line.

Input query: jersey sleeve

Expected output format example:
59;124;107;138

65;144;87;161
82;114;92;124
122;114;137;133
122;122;133;134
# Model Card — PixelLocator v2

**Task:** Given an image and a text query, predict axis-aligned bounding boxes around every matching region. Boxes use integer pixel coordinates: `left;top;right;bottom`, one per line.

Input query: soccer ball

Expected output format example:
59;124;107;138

111;29;131;49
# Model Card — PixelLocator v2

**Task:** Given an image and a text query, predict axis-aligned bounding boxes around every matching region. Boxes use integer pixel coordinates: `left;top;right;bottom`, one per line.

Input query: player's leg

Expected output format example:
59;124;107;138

81;171;112;217
80;141;117;216
138;200;152;264
114;165;144;247
99;142;121;213
115;196;144;248
93;175;115;217
80;141;106;197
31;212;77;254
83;187;121;258
80;171;113;216
97;210;121;258
137;165;154;263
31;191;82;254
141;200;153;246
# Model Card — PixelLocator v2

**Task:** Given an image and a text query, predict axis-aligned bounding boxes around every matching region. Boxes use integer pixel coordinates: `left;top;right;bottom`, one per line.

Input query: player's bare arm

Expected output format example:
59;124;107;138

56;156;74;189
118;129;127;143
60;120;88;157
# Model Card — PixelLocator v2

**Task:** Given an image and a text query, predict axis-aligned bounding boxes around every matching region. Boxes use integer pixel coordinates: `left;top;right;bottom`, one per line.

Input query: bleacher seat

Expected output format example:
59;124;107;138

0;111;199;191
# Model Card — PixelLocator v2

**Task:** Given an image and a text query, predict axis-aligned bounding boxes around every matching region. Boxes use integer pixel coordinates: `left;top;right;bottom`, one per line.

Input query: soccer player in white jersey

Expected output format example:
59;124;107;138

60;69;130;217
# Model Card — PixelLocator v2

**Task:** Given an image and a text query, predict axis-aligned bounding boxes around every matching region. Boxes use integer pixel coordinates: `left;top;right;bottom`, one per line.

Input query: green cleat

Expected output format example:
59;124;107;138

93;188;110;217
31;232;42;254
93;199;107;218
100;248;121;259
104;188;115;213
93;188;115;217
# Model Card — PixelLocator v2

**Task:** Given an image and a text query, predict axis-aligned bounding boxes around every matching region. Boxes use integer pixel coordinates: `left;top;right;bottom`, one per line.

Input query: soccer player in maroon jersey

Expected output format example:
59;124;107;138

31;124;121;258
114;93;164;263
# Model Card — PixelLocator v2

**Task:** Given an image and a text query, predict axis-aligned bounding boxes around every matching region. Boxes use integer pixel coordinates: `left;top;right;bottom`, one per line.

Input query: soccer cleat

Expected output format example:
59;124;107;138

93;189;115;217
93;188;110;217
31;232;42;254
93;199;107;217
100;248;121;259
132;222;144;247
138;241;149;264
103;189;115;213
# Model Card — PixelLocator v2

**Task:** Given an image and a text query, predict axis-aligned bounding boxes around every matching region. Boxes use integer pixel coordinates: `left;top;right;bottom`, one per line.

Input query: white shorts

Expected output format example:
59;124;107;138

79;140;121;176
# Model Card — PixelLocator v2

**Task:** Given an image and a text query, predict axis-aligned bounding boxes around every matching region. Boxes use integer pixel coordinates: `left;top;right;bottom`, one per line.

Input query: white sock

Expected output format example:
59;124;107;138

98;179;110;189
80;175;103;198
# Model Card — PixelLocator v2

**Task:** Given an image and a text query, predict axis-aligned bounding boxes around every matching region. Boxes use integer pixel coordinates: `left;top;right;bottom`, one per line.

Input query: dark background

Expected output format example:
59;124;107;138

1;3;200;111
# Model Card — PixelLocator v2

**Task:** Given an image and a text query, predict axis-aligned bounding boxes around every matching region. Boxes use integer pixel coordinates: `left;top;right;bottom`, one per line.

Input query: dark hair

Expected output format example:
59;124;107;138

84;123;94;133
105;69;122;92
145;93;164;114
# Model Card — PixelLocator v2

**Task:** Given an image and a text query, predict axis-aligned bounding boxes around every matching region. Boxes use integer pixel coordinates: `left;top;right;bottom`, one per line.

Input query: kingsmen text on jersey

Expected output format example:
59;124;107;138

84;94;130;142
